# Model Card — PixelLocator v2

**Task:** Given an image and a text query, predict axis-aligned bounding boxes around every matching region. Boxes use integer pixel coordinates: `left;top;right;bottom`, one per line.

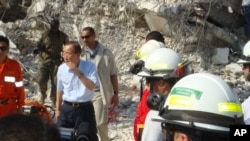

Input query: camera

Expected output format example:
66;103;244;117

60;122;90;141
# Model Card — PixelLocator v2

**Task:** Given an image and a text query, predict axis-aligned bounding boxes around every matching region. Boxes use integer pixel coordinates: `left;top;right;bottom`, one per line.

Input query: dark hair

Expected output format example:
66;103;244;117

164;77;180;87
82;27;96;35
0;114;62;141
146;31;165;44
0;35;9;46
64;41;82;54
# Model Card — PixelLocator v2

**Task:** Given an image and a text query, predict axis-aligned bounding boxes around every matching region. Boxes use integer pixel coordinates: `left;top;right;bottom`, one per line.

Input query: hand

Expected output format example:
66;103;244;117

110;94;119;109
55;109;60;121
66;61;77;71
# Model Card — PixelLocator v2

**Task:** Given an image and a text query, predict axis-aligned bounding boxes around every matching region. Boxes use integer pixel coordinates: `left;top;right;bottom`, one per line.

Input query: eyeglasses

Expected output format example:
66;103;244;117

61;51;74;57
0;46;8;51
81;35;91;39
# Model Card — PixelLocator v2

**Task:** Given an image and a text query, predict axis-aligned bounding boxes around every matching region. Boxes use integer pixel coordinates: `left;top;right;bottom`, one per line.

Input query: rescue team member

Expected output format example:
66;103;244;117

132;31;166;141
56;41;99;141
138;48;190;141
237;40;250;124
0;35;25;118
35;19;68;106
153;73;244;141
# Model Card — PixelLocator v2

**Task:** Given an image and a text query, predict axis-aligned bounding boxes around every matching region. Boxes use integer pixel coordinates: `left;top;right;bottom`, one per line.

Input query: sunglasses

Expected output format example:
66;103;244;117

81;35;91;39
0;46;8;51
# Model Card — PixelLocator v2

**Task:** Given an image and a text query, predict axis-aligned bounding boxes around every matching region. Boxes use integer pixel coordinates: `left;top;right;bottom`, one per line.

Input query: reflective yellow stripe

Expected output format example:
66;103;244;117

218;103;242;113
168;95;194;108
150;63;168;70
138;124;144;128
15;81;23;87
135;50;141;59
4;76;15;82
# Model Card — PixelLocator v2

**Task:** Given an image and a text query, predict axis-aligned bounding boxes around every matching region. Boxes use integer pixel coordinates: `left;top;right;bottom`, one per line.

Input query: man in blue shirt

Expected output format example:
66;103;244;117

56;41;99;141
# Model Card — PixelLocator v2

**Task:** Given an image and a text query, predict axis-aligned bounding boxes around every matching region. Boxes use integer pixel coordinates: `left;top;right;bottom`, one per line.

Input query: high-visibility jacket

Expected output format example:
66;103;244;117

133;88;150;141
0;57;25;117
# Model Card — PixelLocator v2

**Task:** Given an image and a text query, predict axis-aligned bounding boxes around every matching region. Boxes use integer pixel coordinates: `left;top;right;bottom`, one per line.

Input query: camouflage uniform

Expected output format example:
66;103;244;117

37;29;68;105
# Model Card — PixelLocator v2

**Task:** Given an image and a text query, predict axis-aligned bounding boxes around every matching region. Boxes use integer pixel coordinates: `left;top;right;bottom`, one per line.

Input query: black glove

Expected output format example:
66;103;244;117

32;48;40;55
129;60;145;74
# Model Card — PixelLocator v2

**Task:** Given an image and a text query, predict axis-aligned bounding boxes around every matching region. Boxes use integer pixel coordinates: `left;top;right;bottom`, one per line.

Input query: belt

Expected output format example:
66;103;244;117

63;100;91;108
0;98;17;105
0;99;9;105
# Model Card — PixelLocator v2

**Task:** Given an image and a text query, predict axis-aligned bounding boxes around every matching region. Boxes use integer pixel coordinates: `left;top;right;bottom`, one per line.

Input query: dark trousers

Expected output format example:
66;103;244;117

57;102;98;141
242;5;250;38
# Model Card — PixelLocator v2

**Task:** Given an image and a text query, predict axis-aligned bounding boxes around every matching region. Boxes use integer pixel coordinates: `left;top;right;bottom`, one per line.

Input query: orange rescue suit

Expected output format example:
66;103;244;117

0;57;25;117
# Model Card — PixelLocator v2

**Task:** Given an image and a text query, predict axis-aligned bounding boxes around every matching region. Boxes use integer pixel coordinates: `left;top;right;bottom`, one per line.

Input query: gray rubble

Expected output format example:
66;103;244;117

0;0;249;140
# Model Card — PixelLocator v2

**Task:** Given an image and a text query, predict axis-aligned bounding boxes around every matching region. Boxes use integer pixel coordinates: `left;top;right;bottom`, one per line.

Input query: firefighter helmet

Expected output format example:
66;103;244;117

156;73;243;132
137;48;190;79
135;40;165;61
237;40;250;64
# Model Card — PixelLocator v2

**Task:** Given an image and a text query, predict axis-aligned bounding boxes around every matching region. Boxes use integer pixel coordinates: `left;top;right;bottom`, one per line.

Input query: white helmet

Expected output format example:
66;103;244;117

135;40;165;61
237;40;250;64
155;73;243;132
137;48;190;79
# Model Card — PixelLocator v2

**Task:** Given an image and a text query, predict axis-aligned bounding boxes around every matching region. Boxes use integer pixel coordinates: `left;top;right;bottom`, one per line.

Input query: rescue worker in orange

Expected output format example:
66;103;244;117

0;35;25;118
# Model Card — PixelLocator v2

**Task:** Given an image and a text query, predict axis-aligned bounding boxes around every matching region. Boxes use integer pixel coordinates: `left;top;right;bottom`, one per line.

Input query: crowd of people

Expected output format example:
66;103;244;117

0;20;119;141
0;15;250;141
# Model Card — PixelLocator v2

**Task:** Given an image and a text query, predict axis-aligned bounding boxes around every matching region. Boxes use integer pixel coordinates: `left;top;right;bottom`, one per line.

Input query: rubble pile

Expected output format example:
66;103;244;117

0;0;249;140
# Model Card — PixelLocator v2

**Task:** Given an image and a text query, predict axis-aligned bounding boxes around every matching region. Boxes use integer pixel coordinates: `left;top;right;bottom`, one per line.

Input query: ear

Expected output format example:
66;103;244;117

181;133;191;141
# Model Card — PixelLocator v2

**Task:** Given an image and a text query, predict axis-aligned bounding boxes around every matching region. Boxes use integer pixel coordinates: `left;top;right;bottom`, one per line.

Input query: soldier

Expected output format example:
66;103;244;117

35;19;69;106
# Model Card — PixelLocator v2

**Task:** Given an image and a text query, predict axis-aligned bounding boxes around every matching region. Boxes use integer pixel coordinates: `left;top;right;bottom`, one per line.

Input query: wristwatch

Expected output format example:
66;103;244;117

114;90;118;95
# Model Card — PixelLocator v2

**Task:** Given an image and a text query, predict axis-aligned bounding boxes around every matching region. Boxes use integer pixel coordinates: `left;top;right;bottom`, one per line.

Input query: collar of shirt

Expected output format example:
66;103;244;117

1;57;11;68
86;42;99;59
